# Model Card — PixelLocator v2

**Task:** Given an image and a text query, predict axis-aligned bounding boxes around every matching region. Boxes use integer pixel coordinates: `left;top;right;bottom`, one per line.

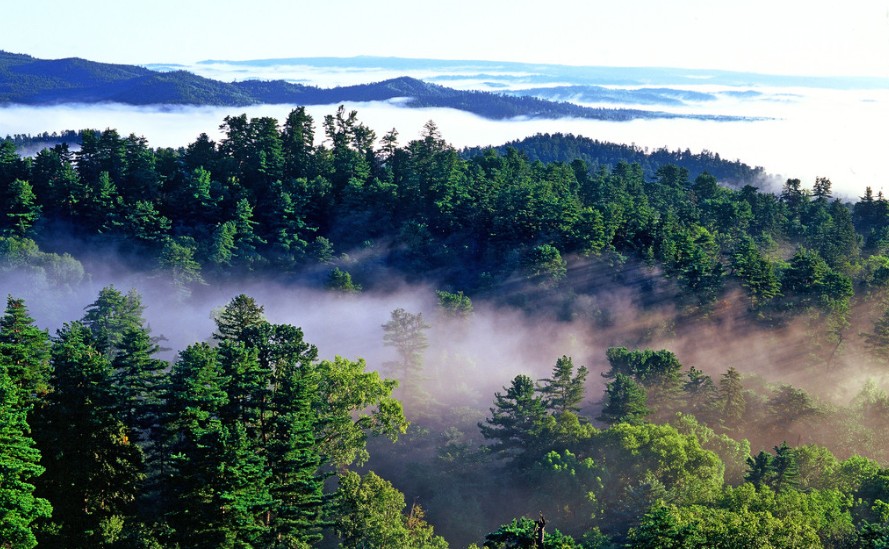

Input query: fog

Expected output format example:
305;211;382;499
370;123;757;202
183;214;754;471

3;85;887;199
6;243;887;419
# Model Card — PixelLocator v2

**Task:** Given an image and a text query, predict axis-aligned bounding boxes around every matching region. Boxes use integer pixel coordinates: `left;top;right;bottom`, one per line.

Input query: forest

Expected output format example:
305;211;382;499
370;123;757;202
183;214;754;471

2;105;889;547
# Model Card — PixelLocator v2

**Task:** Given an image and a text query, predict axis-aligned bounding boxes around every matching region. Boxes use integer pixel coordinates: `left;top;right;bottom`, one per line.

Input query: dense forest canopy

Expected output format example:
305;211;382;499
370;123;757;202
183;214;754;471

3;105;889;547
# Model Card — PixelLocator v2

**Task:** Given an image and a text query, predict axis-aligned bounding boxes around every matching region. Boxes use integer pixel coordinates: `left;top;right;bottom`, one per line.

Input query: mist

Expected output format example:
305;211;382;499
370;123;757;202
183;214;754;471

3;85;887;199
6;243;886;419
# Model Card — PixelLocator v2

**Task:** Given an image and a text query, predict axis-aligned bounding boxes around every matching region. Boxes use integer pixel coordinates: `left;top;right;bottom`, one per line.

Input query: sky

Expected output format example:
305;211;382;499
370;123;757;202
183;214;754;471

3;0;888;78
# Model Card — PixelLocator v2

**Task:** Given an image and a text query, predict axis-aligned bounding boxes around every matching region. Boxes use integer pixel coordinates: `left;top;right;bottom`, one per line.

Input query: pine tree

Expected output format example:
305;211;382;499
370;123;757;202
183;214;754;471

598;373;649;426
162;343;271;547
0;296;51;412
537;355;588;415
718;367;746;431
33;322;144;547
479;374;549;466
263;350;324;546
81;286;148;359
0;358;51;548
213;294;266;342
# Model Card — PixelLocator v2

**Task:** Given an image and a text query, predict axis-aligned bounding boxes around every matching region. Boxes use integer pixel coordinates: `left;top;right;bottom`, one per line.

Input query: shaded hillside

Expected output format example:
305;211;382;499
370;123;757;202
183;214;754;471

0;51;752;121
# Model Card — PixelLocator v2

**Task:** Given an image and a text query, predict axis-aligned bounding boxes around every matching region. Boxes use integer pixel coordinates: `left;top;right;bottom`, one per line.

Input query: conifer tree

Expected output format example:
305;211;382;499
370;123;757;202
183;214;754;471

81;286;147;359
598;373;649;426
0;296;51;412
163;343;271;547
213;293;266;342
0;357;51;548
479;374;549;466
33;322;143;547
537;355;588;415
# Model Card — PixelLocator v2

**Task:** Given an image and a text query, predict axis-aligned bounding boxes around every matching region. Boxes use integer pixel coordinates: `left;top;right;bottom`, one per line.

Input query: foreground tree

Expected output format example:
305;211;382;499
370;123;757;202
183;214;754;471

34;322;143;547
333;471;447;549
0;357;51;548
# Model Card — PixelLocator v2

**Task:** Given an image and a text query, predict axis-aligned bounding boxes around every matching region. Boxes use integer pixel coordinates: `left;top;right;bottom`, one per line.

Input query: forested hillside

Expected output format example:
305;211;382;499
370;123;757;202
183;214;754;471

3;106;889;547
0;51;752;122
463;132;775;187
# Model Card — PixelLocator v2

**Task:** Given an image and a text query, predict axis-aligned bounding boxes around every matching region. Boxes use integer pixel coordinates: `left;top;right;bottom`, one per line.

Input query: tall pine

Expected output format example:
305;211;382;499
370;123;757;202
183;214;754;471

33;322;143;547
0;355;51;548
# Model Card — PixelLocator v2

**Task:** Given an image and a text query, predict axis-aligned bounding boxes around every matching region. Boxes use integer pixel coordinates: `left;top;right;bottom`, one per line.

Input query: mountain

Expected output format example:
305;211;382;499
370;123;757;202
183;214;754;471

0;51;752;121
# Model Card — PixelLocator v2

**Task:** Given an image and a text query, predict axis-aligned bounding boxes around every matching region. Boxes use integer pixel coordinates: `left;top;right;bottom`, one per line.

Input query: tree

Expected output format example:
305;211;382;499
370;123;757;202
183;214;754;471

522;244;567;286
81;286;148;359
333;471;447;549
537;356;588;415
213;293;266;342
603;347;682;418
626;504;703;549
313;355;407;468
382;308;430;395
436;290;473;318
282;107;316;180
479;374;549;466
0;296;51;411
681;366;718;423
33;322;144;547
157;237;205;298
770;441;800;492
744;451;772;491
597;373;649;426
1;179;41;237
0;355;51;548
717;367;746;431
326;267;362;293
162;343;271;548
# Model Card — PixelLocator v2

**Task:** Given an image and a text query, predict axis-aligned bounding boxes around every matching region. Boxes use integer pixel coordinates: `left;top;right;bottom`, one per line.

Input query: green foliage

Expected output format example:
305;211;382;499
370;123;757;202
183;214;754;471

212;293;266;342
0;349;51;548
326;266;362;293
334;471;448;549
538;356;589;415
483;516;579;548
597;373;649;426
34;322;144;547
0;296;51;410
436;290;473;318
479;374;550;467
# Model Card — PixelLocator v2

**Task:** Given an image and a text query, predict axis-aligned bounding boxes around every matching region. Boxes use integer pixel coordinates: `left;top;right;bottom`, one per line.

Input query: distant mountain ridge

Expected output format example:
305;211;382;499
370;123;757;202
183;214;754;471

0;51;753;122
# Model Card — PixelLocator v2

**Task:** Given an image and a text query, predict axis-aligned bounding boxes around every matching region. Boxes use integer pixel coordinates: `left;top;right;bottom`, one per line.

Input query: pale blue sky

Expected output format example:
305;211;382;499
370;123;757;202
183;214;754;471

2;0;888;77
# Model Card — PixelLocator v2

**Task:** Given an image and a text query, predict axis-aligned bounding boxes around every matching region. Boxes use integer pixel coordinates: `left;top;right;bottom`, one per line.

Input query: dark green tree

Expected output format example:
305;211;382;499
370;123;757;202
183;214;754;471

537;355;588;415
479;374;549;466
162;343;271;548
597;373;649;426
0;296;51;411
717;367;746;431
81;286;148;359
213;293;266;342
34;322;144;547
1;179;41;237
0;355;52;548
